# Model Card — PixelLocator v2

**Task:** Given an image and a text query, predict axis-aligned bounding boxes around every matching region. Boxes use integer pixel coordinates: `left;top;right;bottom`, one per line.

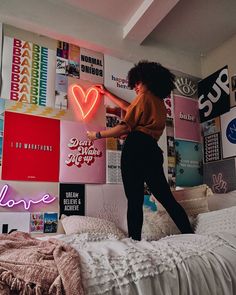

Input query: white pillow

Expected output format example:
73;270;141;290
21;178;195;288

172;184;213;201
142;209;178;240
208;190;236;211
142;208;194;241
61;215;126;239
195;206;236;235
157;184;212;217
142;185;212;241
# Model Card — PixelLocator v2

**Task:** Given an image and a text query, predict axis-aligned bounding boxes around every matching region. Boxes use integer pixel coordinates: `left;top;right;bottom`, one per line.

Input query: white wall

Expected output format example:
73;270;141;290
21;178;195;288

201;32;236;101
0;0;201;77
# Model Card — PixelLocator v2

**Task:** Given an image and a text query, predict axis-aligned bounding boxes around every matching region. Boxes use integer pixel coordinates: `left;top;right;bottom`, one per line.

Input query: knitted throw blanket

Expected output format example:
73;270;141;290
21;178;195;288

0;231;84;295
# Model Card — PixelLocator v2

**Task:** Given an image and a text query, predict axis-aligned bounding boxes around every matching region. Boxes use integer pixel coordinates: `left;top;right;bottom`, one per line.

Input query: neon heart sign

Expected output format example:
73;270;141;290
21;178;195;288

70;84;101;120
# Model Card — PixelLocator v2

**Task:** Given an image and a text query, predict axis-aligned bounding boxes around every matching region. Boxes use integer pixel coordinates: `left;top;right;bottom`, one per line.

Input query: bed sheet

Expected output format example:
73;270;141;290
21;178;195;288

43;232;236;295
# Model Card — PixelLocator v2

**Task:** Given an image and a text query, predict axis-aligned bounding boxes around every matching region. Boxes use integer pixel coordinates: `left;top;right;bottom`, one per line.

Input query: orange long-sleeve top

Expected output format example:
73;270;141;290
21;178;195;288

122;89;167;141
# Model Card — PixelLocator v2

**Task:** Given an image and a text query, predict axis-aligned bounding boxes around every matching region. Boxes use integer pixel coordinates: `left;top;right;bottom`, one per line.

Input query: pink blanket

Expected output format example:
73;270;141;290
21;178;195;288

0;231;84;295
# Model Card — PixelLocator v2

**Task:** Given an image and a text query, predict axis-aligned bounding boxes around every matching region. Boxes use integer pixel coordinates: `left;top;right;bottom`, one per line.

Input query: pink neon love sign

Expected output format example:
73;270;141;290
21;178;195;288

70;84;101;120
0;185;56;210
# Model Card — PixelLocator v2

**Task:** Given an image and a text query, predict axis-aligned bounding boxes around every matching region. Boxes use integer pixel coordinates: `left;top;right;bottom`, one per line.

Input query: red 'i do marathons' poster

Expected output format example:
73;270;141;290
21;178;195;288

2;111;60;181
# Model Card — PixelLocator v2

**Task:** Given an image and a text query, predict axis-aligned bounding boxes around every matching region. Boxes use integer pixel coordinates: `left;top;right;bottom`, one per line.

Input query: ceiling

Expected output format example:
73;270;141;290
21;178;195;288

55;0;236;57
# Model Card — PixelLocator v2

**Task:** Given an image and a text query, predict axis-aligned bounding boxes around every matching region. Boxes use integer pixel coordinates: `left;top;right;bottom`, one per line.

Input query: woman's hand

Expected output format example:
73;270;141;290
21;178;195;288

93;84;107;95
93;84;130;111
86;131;97;141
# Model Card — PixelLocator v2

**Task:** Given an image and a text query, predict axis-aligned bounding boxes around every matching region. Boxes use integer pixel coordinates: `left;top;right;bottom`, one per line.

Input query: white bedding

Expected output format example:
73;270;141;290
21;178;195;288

44;232;236;295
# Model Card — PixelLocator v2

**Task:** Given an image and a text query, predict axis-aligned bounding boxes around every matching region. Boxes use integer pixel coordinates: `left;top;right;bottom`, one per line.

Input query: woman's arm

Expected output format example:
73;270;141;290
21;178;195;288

87;123;130;141
94;85;130;111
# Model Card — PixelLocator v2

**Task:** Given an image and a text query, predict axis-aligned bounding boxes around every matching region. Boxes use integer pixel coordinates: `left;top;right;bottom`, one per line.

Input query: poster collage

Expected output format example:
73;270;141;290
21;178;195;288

199;66;236;193
0;22;236;234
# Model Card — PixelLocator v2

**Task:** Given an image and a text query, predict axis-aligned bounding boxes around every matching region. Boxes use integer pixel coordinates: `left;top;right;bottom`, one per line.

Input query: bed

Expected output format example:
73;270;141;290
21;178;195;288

1;186;236;295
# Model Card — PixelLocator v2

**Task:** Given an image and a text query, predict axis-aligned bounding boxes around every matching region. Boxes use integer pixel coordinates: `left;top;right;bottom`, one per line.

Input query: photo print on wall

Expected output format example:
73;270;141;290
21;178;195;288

43;212;58;233
30;212;44;233
201;117;221;137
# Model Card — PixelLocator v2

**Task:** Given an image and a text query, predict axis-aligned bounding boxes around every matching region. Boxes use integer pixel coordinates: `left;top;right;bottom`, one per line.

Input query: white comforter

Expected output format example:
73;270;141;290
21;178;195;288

43;233;236;295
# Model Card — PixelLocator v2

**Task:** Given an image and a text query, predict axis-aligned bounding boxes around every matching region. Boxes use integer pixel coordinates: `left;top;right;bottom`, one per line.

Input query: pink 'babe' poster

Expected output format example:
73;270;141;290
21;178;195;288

174;95;201;142
60;120;106;183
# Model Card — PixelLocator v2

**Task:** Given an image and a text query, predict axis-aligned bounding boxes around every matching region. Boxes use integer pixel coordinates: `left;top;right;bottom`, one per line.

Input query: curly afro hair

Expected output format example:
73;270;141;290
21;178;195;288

128;60;175;99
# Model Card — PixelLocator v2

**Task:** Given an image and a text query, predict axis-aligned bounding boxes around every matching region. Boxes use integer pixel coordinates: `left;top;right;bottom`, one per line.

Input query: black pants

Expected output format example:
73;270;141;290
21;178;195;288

121;131;193;241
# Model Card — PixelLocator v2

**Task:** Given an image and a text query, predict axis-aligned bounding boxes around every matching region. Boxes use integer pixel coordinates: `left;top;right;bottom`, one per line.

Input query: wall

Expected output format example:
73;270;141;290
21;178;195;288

0;0;201;77
201;33;236;77
201;33;236;101
0;4;202;234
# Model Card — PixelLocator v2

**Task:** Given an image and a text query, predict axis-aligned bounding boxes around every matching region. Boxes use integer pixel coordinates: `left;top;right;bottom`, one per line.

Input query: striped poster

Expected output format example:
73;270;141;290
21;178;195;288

1;36;56;107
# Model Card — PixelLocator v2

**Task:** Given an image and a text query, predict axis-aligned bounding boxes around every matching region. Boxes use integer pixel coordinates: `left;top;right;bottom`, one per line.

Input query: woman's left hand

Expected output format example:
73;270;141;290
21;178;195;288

87;131;97;141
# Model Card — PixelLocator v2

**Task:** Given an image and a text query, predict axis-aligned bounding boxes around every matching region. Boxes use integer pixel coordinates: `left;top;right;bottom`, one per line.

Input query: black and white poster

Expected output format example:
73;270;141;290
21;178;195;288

198;66;230;122
203;158;236;193
80;48;104;84
59;183;85;217
203;133;221;163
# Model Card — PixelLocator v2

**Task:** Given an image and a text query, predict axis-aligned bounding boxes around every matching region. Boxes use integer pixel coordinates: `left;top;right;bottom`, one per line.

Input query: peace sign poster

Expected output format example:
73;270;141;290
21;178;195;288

203;158;236;193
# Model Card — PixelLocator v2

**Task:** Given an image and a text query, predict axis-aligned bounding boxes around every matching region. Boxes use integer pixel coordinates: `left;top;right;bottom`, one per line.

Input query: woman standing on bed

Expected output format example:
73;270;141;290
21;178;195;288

87;61;193;241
